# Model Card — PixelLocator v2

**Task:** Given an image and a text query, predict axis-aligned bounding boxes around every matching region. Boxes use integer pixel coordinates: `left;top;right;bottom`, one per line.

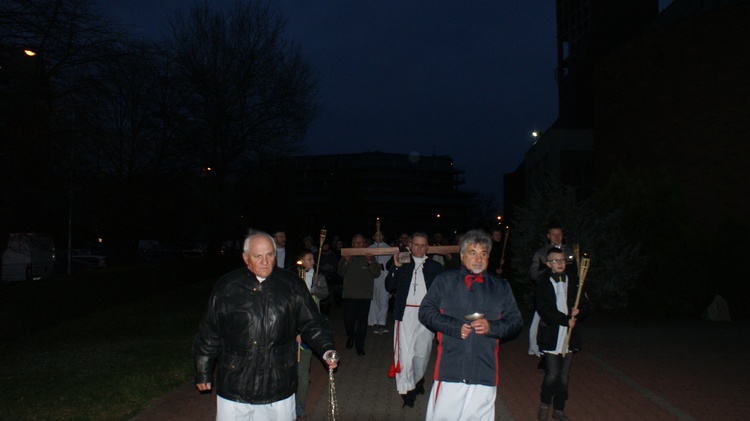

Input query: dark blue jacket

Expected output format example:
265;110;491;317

419;268;522;386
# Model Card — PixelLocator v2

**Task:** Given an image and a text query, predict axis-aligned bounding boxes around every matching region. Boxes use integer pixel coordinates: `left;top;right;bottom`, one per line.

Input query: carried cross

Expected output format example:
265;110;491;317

340;245;459;257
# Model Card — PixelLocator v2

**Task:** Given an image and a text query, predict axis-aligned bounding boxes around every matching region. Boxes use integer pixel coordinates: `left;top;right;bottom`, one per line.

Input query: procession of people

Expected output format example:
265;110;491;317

193;222;590;421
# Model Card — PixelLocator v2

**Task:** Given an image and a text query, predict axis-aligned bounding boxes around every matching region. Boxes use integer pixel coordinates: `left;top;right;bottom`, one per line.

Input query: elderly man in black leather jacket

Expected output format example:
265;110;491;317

193;231;338;420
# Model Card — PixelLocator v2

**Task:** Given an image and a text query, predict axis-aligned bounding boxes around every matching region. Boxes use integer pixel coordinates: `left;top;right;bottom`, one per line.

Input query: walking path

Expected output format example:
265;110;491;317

133;306;750;421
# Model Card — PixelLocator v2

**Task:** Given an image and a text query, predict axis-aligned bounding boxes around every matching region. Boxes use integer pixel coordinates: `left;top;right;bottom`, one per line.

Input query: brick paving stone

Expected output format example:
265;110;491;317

131;308;750;421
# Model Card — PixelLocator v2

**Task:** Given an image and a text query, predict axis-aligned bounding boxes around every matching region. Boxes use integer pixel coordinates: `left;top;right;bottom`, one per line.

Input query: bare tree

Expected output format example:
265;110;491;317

1;0;320;249
0;0;129;240
73;41;191;179
166;0;319;182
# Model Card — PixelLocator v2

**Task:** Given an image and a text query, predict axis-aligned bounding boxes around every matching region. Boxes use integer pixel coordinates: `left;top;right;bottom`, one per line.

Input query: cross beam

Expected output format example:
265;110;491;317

340;245;459;257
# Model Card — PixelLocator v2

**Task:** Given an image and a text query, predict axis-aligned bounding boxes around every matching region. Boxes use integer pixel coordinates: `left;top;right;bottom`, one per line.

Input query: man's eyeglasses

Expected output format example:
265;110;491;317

547;259;566;265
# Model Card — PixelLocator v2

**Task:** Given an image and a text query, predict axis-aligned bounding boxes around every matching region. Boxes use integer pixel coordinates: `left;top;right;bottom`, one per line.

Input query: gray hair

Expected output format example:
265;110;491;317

460;229;492;254
243;230;277;253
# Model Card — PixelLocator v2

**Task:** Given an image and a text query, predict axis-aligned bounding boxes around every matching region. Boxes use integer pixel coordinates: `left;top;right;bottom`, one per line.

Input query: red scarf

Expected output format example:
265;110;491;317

464;272;484;290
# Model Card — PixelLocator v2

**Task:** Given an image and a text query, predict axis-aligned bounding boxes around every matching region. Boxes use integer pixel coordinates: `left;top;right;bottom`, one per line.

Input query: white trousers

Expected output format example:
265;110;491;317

425;381;496;421
216;394;296;421
368;272;390;326
394;307;434;394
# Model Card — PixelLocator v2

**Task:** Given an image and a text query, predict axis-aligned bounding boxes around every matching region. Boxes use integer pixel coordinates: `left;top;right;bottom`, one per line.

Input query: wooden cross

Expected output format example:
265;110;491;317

340;245;459;257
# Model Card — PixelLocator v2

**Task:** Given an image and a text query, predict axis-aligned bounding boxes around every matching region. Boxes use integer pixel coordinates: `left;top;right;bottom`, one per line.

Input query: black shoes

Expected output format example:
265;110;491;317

357;349;365;356
537;403;550;420
538;405;570;421
401;389;417;408
401;391;415;408
416;378;425;395
346;338;354;349
552;410;571;421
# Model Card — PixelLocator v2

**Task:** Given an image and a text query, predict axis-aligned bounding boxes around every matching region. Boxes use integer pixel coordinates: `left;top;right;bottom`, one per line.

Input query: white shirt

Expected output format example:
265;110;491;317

304;269;314;291
549;274;569;354
407;256;428;306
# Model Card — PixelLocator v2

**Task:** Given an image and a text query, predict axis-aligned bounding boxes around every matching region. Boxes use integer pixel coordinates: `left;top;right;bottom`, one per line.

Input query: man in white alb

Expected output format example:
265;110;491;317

385;232;444;408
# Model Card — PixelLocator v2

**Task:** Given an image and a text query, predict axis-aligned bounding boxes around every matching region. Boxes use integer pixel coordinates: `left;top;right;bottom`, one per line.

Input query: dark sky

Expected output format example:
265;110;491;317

102;0;673;206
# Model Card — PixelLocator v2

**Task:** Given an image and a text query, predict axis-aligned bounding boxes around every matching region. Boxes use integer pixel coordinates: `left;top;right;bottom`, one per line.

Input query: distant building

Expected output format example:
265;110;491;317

505;0;659;217
555;0;658;129
526;129;594;199
592;0;750;234
272;152;477;240
505;0;750;237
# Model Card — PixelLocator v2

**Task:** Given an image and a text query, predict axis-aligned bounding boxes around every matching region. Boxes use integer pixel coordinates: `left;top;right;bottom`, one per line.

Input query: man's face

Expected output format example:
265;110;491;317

399;234;411;247
373;231;384;243
300;253;315;270
352;236;365;248
410;236;429;258
545;252;566;274
491;230;502;242
547;228;563;246
243;236;276;278
322;244;330;253
460;242;489;274
433;233;443;243
273;232;286;248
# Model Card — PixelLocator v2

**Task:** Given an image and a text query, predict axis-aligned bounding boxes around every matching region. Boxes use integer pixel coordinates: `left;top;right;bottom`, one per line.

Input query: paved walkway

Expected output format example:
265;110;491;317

133;306;750;421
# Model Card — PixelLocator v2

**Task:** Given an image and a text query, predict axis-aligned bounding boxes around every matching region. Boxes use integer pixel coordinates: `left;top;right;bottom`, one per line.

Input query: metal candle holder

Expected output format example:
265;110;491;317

325;350;340;421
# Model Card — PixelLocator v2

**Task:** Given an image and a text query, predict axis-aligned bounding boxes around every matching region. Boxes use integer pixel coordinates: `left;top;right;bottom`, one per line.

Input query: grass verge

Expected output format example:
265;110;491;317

0;261;229;420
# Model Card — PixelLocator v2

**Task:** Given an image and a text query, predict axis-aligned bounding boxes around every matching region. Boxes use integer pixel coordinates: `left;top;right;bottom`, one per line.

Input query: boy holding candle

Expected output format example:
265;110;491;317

535;248;590;421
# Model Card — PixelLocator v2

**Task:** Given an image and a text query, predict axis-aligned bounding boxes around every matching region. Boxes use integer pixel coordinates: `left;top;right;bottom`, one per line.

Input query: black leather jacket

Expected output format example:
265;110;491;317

193;266;335;404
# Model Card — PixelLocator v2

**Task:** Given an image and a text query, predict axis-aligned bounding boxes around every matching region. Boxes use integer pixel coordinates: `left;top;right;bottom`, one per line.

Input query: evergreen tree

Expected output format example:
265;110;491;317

510;174;644;311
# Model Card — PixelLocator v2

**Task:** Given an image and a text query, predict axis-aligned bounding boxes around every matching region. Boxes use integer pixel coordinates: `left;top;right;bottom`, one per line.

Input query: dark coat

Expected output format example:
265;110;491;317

419;268;523;387
277;246;296;270
193;266;334;404
535;268;590;353
385;257;444;320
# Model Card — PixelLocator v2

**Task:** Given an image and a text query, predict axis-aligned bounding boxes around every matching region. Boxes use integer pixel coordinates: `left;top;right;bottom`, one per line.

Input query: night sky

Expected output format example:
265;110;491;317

101;0;673;206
